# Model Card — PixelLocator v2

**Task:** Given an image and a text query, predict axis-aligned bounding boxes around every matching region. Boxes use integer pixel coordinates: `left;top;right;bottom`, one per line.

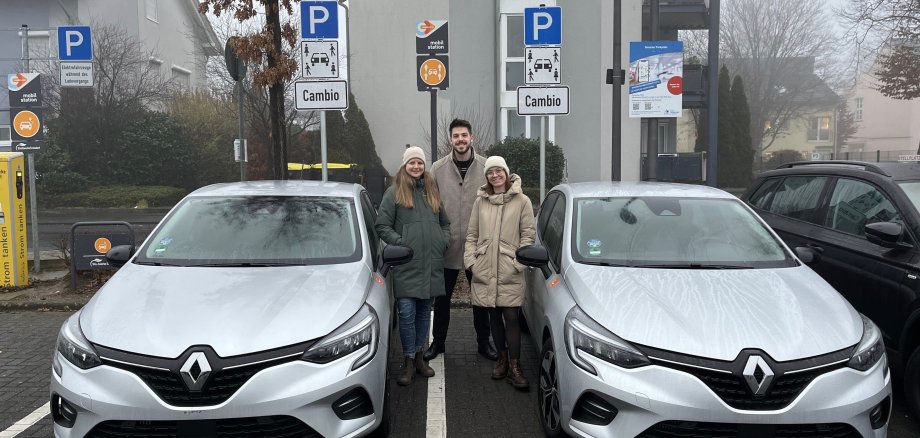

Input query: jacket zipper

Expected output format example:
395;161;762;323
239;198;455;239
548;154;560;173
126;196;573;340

494;201;504;307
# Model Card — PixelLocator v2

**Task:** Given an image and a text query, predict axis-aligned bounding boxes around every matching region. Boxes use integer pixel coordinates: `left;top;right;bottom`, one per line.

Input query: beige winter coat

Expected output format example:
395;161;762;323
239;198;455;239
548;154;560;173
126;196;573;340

431;152;487;269
464;175;536;307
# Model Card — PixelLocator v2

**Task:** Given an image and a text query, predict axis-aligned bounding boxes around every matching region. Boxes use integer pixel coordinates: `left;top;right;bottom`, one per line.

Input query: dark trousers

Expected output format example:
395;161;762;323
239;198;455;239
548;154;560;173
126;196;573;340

432;268;492;345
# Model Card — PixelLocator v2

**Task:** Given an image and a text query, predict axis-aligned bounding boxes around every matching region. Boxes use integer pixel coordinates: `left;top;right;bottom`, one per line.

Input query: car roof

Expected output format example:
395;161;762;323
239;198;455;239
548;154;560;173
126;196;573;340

555;182;736;199
187;180;360;198
760;161;920;182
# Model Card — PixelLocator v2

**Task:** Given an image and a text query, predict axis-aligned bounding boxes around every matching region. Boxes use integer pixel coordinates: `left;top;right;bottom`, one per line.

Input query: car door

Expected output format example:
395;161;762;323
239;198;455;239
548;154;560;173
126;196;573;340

525;191;564;334
810;177;916;347
751;175;831;249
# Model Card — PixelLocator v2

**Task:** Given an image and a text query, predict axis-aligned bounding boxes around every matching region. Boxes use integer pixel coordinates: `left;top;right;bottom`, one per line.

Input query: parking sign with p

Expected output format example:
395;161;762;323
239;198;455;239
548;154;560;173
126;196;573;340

300;1;339;39
57;26;93;61
524;6;561;45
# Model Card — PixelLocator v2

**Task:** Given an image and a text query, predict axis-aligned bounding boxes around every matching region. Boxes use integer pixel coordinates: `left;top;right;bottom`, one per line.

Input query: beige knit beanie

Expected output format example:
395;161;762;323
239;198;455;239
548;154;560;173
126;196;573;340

402;146;427;167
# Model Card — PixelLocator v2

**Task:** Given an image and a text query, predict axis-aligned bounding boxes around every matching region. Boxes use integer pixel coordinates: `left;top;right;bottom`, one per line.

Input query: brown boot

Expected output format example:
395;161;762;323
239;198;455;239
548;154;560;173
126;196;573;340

397;356;414;386
415;352;435;377
492;351;509;379
507;359;529;390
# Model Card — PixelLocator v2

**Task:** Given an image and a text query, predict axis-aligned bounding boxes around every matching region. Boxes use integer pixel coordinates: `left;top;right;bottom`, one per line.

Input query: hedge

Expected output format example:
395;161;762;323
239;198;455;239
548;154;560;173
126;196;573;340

41;185;186;208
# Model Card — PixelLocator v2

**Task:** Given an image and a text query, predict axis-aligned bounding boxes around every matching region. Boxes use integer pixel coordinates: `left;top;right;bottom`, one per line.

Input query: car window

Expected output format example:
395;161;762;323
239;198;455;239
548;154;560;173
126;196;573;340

542;195;566;270
136;196;361;266
767;176;827;222
538;192;559;241
825;178;902;237
360;192;380;270
572;197;795;268
748;177;782;210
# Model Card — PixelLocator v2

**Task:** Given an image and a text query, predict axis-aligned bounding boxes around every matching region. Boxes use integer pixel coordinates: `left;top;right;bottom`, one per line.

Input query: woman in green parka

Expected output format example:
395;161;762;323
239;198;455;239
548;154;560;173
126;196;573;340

375;146;451;386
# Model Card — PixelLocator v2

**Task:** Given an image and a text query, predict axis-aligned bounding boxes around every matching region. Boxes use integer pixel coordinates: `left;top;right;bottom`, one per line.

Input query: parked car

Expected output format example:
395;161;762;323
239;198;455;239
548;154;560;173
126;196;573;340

517;182;891;437
49;181;410;437
743;160;920;421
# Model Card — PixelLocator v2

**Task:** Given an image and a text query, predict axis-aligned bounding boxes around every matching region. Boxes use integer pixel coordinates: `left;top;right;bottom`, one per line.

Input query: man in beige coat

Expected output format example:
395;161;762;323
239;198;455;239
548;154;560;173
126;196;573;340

425;119;498;361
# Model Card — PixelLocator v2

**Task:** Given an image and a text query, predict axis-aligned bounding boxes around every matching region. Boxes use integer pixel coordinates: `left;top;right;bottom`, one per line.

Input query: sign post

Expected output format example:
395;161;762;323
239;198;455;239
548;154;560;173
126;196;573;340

416;20;449;161
297;0;349;181
520;6;567;201
12;26;42;273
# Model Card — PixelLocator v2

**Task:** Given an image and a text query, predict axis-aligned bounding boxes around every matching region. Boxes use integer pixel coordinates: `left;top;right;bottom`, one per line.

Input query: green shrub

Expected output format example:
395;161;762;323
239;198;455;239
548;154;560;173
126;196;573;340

40;171;91;195
522;186;543;207
42;185;186;208
485;137;566;190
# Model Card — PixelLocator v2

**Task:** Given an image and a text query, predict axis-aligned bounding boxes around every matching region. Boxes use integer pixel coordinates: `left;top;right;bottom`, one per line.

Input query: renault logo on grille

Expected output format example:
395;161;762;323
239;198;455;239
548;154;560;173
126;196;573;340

180;352;212;391
742;355;774;396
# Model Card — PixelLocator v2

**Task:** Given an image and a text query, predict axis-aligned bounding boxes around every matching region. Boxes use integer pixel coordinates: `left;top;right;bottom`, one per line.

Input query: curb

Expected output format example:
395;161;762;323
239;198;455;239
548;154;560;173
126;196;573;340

0;301;85;312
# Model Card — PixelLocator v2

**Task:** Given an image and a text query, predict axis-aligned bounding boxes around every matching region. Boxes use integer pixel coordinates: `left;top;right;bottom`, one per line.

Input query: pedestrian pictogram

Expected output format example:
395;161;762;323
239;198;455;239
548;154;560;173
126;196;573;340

417;56;449;90
94;237;112;254
12;110;40;138
301;41;339;79
525;47;561;85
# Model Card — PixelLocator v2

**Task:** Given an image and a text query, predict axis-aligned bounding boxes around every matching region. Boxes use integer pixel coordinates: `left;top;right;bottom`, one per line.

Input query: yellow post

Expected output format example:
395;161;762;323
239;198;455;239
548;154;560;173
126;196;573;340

0;153;29;286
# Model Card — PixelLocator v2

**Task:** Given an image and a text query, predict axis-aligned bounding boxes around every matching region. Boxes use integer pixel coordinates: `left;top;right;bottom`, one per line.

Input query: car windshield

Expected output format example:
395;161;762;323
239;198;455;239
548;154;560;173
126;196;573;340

898;182;920;214
572;197;796;268
135;196;360;266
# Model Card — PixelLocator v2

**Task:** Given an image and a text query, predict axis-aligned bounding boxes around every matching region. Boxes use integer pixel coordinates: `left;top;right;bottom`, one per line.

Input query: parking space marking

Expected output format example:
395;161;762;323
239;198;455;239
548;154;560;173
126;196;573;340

0;403;50;438
426;311;446;438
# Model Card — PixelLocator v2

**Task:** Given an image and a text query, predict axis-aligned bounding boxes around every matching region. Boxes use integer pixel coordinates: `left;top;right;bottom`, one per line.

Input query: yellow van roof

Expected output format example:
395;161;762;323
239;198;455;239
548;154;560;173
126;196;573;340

287;163;357;170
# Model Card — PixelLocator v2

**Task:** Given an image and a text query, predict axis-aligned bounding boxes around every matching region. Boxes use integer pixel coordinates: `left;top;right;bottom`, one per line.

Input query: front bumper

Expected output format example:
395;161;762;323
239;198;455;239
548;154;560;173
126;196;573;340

50;346;386;438
558;352;892;438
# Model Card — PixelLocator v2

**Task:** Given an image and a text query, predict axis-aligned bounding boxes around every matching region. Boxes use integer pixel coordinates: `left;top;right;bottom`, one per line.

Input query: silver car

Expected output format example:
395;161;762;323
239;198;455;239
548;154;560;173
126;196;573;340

517;182;892;437
49;181;410;437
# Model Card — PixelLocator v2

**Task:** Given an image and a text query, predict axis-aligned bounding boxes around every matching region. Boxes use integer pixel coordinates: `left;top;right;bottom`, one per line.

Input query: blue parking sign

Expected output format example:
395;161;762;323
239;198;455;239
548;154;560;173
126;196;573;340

301;1;338;39
57;26;93;61
524;7;561;45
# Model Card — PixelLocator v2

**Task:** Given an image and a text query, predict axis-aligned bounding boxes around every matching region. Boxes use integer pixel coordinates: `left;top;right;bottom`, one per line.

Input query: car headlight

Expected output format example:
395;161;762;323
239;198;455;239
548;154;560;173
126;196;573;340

302;304;378;370
564;306;650;375
55;313;102;372
848;315;886;372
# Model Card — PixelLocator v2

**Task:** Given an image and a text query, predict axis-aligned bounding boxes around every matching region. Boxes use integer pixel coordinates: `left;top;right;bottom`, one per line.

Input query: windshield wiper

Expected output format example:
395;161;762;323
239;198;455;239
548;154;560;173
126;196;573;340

185;262;304;267
637;263;753;270
133;260;183;267
578;261;632;267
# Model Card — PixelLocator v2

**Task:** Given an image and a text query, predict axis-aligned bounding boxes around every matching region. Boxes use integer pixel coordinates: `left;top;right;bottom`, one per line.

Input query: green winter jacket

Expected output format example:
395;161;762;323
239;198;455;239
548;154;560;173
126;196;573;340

374;178;451;299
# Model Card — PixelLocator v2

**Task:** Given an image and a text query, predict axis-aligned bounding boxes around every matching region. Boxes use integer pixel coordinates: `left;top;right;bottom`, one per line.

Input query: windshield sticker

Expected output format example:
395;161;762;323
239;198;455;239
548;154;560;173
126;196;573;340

153;236;173;257
586;239;602;256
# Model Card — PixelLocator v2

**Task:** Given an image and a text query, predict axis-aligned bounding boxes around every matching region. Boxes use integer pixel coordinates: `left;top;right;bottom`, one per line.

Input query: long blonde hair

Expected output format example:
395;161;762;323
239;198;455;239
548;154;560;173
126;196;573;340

393;166;441;214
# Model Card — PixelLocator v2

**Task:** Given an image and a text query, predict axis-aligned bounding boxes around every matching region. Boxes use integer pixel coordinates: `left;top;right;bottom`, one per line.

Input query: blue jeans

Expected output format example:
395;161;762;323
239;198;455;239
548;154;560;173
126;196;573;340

397;297;433;358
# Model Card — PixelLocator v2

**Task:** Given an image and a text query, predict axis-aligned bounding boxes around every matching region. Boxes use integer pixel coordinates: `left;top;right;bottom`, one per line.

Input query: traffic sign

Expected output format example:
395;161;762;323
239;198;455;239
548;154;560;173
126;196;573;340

525;46;561;84
295;80;348;110
60;62;94;87
11;109;42;140
517;86;570;116
7;73;41;107
524;7;562;46
300;1;339;39
417;56;449;90
57;26;93;61
416;20;448;54
301;41;340;79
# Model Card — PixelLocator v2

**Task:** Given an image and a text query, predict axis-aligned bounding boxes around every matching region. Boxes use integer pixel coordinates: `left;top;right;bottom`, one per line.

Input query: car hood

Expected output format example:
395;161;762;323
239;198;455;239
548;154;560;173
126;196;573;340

81;262;369;358
565;264;861;362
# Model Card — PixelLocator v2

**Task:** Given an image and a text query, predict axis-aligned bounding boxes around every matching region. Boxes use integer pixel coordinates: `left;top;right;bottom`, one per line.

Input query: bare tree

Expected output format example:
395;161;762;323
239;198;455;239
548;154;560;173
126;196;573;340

419;104;497;159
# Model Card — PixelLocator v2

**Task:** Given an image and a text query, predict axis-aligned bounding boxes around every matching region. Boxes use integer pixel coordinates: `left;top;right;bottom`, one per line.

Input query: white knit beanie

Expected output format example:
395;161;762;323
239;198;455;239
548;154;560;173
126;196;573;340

402;146;427;168
484;155;510;178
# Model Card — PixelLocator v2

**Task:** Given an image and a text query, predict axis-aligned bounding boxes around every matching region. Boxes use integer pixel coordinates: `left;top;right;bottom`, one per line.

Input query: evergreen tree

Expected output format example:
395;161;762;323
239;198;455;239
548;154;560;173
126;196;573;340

716;66;735;186
727;75;754;187
342;93;385;172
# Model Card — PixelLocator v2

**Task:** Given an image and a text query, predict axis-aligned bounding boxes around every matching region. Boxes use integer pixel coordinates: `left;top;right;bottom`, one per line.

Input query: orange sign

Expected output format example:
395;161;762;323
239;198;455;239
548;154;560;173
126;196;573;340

94;237;112;254
12;110;40;138
419;59;446;86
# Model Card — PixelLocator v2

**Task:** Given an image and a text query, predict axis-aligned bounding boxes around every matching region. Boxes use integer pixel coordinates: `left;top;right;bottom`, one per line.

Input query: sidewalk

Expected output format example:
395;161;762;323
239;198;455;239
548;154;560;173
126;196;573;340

0;250;84;312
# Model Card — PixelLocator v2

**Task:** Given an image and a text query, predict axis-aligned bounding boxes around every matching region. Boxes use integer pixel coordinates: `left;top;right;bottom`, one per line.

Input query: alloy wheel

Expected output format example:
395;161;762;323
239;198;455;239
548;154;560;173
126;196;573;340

539;342;562;433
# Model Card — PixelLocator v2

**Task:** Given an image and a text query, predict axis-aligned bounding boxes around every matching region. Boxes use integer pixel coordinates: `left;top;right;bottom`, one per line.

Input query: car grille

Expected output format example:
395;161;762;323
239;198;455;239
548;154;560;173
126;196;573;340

637;420;861;438
87;415;321;438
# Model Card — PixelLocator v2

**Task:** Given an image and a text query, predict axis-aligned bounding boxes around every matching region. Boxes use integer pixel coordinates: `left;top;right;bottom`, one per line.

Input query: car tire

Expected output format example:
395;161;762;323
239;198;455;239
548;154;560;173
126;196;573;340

538;338;567;437
369;371;391;437
905;346;920;422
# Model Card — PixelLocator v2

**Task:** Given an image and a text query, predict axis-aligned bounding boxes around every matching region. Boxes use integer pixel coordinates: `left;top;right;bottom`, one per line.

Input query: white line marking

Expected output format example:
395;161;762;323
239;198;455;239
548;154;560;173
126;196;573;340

426;310;446;438
0;402;50;438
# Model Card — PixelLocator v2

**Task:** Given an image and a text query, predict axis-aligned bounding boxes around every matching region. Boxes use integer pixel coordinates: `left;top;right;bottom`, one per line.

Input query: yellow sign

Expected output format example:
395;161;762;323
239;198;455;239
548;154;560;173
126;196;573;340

12;110;40;138
0;153;28;286
419;58;447;86
94;238;112;254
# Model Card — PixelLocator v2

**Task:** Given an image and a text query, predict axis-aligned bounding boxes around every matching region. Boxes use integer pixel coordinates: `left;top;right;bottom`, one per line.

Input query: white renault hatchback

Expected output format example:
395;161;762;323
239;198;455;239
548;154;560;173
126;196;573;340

49;181;410;437
517;182;892;438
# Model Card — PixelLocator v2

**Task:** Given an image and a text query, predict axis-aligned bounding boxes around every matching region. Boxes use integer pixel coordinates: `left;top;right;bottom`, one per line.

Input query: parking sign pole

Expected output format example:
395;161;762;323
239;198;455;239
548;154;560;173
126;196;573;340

320;110;328;182
21;25;40;273
540;116;546;201
430;90;437;161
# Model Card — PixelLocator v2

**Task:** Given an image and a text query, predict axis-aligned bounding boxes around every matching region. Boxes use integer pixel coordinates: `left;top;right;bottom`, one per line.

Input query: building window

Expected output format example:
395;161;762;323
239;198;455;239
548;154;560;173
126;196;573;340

146;0;158;21
0;126;10;142
171;66;191;89
807;116;831;141
854;97;863;121
149;58;163;78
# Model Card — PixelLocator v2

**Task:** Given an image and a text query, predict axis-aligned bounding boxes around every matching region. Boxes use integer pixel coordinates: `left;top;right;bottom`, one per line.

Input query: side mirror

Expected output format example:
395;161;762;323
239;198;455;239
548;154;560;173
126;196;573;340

106;245;135;268
794;247;818;265
517;245;552;279
865;222;904;249
381;244;413;277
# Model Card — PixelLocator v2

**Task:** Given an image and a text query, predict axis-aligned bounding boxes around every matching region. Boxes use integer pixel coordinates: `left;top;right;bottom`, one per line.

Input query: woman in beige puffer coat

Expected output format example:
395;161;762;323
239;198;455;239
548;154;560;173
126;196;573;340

464;156;535;390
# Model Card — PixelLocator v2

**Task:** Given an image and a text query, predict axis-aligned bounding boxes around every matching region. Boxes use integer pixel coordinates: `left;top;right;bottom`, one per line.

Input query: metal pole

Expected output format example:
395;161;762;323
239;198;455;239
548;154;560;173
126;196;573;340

430;90;438;161
237;79;246;181
540;117;546;201
833;106;839;160
21;24;40;273
320;111;328;182
611;0;622;181
706;0;720;186
646;0;660;181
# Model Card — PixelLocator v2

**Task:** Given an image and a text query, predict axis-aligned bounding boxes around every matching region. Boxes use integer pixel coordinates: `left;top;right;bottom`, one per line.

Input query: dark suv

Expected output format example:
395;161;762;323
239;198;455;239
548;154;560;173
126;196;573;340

743;160;920;420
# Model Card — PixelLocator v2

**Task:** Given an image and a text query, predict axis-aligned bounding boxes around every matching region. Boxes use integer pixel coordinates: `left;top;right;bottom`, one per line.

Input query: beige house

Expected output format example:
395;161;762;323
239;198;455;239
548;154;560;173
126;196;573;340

846;70;920;160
